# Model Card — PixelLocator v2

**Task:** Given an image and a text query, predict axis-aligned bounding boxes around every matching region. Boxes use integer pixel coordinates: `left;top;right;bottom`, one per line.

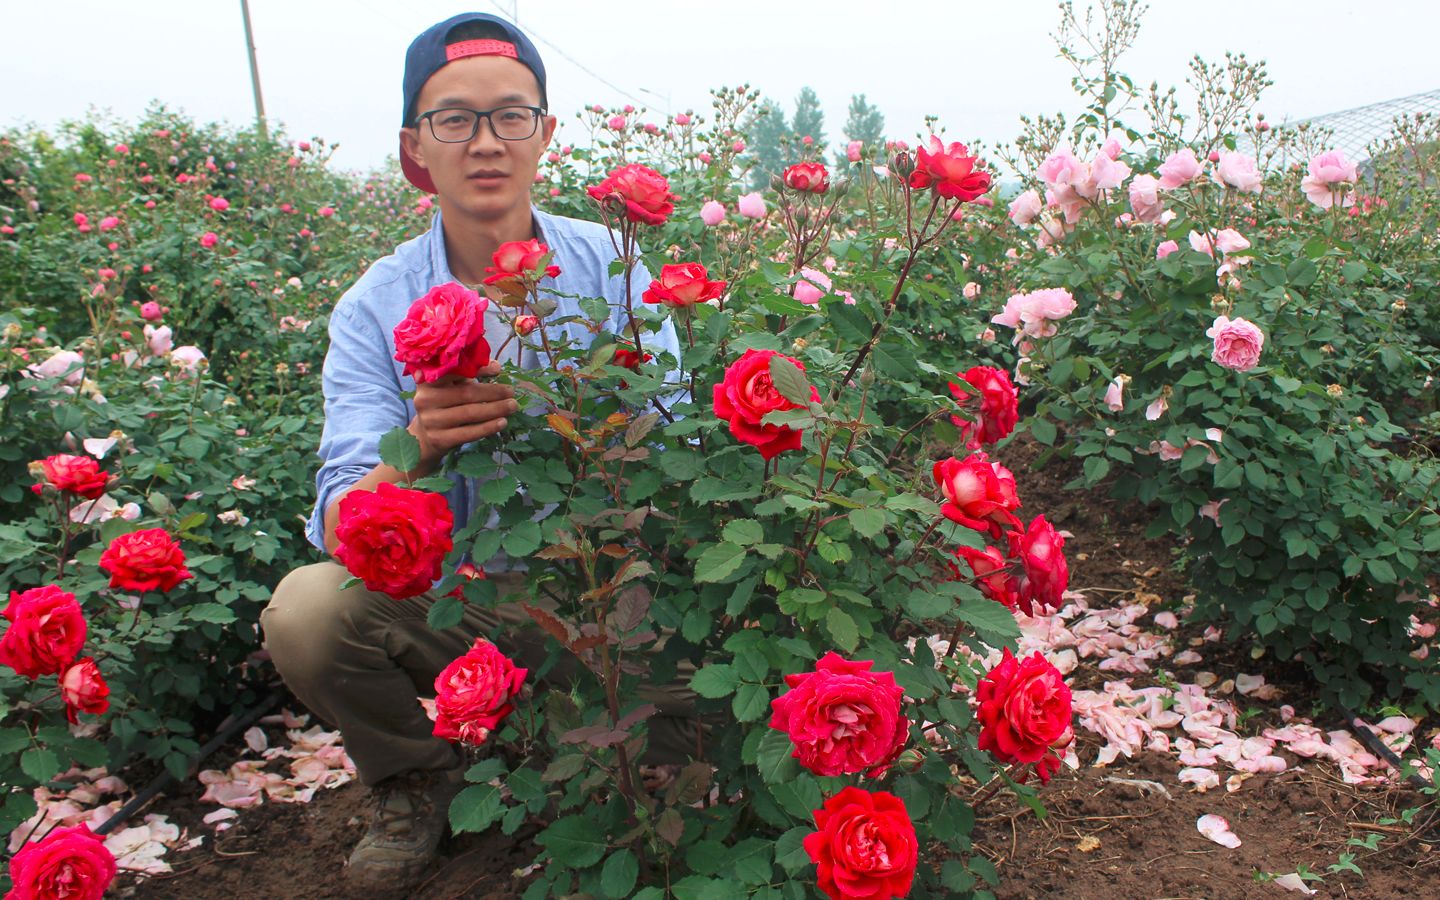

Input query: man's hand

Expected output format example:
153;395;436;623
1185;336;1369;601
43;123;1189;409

409;360;517;471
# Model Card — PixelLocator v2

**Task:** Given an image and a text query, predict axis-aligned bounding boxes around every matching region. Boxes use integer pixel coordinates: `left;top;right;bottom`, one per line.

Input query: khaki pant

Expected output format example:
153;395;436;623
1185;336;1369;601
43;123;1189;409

261;562;697;785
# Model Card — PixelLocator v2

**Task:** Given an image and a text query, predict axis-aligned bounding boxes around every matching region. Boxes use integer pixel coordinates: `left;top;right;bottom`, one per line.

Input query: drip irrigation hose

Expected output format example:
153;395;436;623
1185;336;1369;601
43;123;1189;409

94;689;284;837
1340;704;1431;791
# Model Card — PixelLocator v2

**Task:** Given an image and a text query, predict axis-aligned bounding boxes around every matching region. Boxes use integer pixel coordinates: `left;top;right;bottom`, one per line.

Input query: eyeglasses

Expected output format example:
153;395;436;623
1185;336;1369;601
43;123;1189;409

414;106;545;143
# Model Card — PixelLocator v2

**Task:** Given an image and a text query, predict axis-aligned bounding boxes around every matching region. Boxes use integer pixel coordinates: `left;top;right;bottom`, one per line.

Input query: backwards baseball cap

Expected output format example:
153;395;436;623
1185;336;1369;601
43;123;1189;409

399;12;549;193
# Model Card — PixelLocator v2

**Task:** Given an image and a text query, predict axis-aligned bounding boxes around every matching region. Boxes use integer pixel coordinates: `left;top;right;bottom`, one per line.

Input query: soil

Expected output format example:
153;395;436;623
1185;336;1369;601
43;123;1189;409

113;435;1436;899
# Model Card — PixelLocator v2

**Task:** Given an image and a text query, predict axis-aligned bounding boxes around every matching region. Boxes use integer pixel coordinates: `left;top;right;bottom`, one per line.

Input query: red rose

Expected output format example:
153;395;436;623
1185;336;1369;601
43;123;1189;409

446;562;487;600
432;637;527;746
908;136;992;201
949;365;1018;449
392;282;492;385
952;545;1022;612
586;164;676;225
769;653;908;777
712;349;820;460
335;482;453;600
803;787;918;900
1006;515;1069;615
611;345;652;370
36;455;110;500
60;657;110;723
6;823;117;900
932;454;1021;538
784;162;830;194
976;648;1073;783
482;239;560;297
98;528;192;592
641;262;727;307
0;585;86;679
513;314;540;336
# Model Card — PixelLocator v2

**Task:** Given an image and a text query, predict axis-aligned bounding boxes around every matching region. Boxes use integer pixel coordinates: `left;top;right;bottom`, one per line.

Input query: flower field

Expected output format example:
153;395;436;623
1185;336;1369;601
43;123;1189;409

2;5;1439;898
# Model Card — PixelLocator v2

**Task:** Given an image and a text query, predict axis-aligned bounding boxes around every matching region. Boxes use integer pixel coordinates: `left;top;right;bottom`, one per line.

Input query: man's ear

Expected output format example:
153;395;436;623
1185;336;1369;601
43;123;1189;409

540;114;558;147
399;127;426;171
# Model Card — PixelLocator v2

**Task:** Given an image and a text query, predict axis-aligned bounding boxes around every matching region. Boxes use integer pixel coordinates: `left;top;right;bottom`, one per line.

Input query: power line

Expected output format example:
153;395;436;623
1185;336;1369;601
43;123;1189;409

485;0;645;108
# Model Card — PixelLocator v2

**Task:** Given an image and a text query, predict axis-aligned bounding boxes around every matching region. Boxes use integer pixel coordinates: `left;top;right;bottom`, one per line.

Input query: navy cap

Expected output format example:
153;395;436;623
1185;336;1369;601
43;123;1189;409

399;12;548;193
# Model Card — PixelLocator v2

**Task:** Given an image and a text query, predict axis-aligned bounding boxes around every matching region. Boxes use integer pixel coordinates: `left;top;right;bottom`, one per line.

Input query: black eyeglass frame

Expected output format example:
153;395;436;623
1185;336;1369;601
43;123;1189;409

413;105;548;143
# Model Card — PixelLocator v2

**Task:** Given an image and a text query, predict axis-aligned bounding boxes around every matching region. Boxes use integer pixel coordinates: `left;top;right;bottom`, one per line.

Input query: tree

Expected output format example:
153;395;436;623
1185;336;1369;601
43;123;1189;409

743;98;790;190
843;94;886;147
790;87;828;156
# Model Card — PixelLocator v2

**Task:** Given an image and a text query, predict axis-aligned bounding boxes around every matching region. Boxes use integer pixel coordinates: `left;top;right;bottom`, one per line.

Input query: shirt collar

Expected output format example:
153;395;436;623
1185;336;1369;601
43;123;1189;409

430;206;551;287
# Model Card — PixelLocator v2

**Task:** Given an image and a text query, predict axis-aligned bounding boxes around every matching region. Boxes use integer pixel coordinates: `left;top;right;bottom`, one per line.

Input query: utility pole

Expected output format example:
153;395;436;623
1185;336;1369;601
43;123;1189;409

240;0;268;141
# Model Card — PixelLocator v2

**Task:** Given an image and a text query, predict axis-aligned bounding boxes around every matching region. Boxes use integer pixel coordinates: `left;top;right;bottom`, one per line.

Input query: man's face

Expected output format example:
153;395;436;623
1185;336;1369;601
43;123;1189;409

400;54;556;222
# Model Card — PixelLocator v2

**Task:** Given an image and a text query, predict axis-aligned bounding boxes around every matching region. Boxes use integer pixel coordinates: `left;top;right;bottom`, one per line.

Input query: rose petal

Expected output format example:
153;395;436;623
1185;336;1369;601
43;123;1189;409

1273;873;1318;895
1197;813;1242;848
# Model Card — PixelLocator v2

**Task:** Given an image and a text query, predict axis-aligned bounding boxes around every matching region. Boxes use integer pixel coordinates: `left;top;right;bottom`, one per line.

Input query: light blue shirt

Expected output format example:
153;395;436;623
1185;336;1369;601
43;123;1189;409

305;206;682;561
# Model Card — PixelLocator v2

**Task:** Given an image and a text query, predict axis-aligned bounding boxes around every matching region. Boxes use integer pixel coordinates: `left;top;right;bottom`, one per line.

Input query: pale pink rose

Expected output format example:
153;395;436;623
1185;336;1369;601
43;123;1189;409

169;345;207;375
1206;315;1265;371
1090;153;1131;191
1157;149;1203;189
700;200;726;226
992;288;1076;340
1128;174;1164;223
978;328;996;342
1104;376;1125;411
1152;440;1185;461
1216;152;1262;194
99;216;120;231
28;350;85;386
607;115;627;131
736;192;767;219
794;268;831;305
1156;239;1180;260
1008;189;1042;225
674;112;691;126
1100;138;1122;160
1034;215;1071;250
1145;396;1168;420
962;282;981;300
1213;229;1250;254
144;325;173;356
1301;150;1359;208
1045;184;1086;223
1038;150;1086;188
846;140;863;162
1187;230;1215;257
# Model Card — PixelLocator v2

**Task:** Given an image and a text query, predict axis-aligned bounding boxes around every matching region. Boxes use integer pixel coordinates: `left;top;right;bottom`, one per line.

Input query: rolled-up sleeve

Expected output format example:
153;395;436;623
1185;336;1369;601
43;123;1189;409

304;299;409;553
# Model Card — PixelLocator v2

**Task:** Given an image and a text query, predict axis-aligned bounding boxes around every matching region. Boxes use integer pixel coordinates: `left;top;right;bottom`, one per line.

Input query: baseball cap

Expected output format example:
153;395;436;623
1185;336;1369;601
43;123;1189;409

399;12;549;194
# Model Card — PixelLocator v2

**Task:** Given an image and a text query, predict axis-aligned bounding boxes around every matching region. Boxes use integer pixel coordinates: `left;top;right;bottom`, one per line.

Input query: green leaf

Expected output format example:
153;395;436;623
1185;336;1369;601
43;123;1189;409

1366;558;1396;583
848;508;885;538
825;607;860;652
1030;418;1057;445
828;303;873;345
178;433;210;460
774;826;813;874
955;596;1022;643
0;728;30;754
695;542;747;583
537;815;608;868
502;521;542;557
20;747;59;784
722;519;765;545
186;602;236;624
601;849;640;898
691;664;740;699
427;594;465;630
768;354;813;406
379;427;422;473
733;682;770;721
756;729;801;784
902;589;953;621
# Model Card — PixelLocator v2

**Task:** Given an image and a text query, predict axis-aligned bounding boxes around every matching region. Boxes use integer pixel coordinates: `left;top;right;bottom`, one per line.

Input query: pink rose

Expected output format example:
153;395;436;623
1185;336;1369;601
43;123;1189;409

768;652;909;777
209;196;229;211
1216;152;1263;194
432;638;527;746
1037;149;1086;188
736;192;767;219
1089;153;1131;191
1008;189;1042;225
1301;150;1358;209
1157;149;1202;189
1100;138;1122;160
1214;228;1250;254
793;268;832;305
962;281;981;300
392;282;491;384
199;231;218;248
1128;174;1164;223
991;288;1076;340
846;140;863;162
145;324;173;356
1104;376;1126;411
1206;315;1265;371
140;301;163;321
699;200;726;226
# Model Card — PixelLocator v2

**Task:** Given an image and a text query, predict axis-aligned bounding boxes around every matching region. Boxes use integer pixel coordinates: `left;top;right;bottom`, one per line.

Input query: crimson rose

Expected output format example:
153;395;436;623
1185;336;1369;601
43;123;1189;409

949;365;1018;449
932;453;1022;538
908;136;992;201
0;585;86;679
5;824;117;900
432;637;527;745
712;349;819;460
783;162;830;194
36;454;110;500
98;528;192;592
586;164;676;225
976;648;1074;783
641;262;726;307
392;282;491;384
60;657;110;723
334;482;454;600
769;653;909;777
804;787;919;900
1007;515;1069;615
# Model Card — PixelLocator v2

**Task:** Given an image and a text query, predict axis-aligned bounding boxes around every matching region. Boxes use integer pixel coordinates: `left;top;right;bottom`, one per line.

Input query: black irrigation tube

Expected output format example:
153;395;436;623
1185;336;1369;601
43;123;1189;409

1341;704;1431;792
93;689;284;837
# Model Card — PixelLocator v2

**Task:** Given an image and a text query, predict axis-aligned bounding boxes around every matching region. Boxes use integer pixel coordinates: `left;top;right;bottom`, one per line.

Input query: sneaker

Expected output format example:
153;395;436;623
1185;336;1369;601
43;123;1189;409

344;762;466;893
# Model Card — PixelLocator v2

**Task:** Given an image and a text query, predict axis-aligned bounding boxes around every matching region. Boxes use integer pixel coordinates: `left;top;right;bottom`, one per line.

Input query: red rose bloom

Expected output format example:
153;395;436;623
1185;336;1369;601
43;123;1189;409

98;528;192;592
446;562;487;600
712;349;820;460
482;239;560;297
784;162;830;194
432;637;528;746
908;136;992;201
334;482;454;600
952;545;1022;612
976;648;1074;783
641;262;727;307
932;453;1022;538
949;365;1019;449
60;657;110;723
770;653;909;777
37;455;110;500
0;585;86;679
586;164;676;225
803;787;919;900
6;823;117;900
1006;515;1069;615
392;282;492;385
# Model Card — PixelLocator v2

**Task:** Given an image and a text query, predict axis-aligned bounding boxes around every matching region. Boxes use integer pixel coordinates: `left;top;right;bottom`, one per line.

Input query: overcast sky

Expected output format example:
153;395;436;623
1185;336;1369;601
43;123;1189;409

3;1;1435;173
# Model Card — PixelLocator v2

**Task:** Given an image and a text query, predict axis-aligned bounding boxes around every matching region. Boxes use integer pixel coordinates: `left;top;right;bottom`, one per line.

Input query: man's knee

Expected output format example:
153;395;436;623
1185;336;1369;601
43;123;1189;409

261;562;375;681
